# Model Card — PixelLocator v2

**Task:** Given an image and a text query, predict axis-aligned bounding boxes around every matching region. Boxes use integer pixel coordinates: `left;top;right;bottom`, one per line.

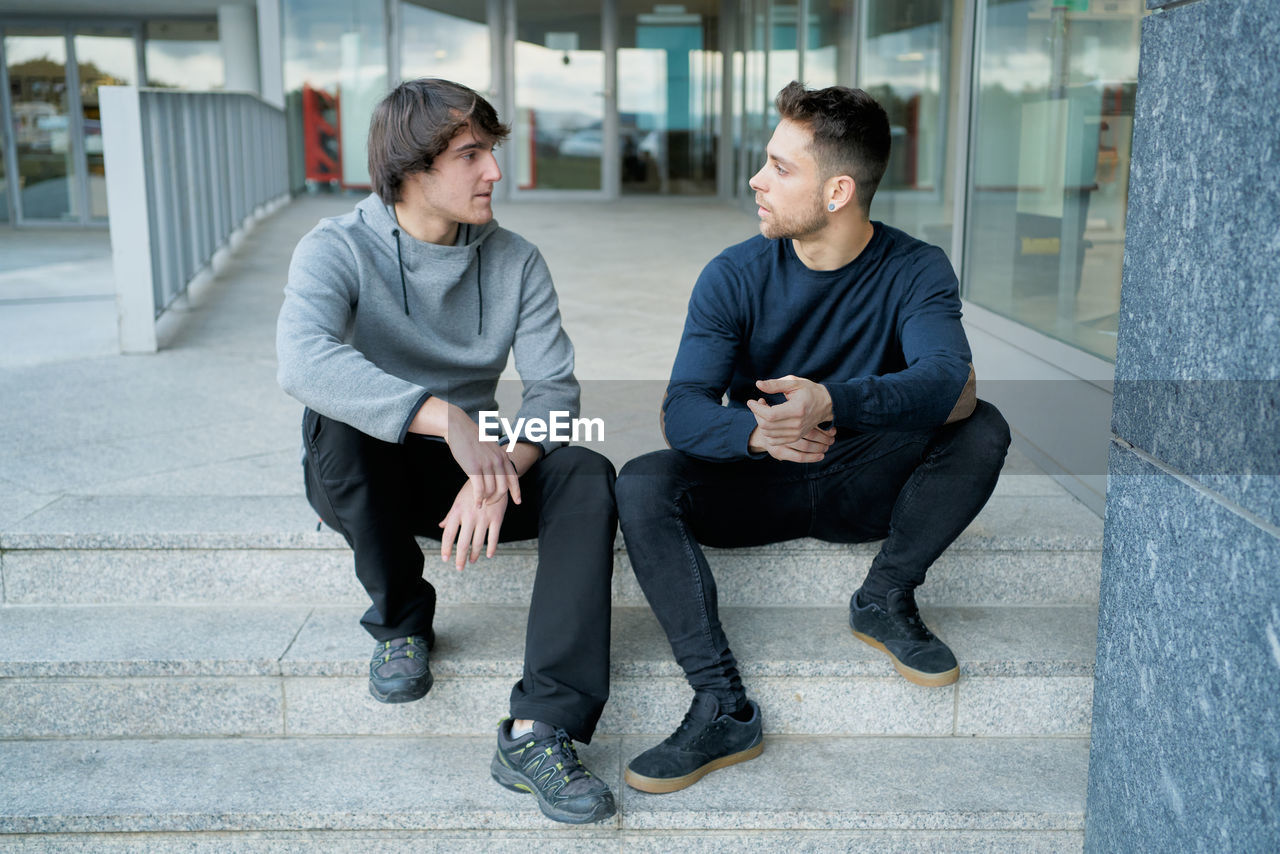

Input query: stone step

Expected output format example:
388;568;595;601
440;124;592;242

0;734;1087;851
0;603;1095;740
0;494;1103;607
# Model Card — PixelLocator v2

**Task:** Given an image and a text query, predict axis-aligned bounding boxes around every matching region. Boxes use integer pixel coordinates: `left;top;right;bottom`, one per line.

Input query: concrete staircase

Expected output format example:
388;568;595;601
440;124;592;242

0;470;1102;852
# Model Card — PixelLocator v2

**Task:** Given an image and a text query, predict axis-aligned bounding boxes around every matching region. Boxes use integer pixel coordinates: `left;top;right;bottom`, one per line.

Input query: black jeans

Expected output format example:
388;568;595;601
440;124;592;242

615;400;1011;713
301;409;617;742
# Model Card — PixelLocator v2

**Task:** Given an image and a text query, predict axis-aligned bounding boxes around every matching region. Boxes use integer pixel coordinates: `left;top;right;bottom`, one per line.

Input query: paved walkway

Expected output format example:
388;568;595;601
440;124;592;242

0;195;1058;535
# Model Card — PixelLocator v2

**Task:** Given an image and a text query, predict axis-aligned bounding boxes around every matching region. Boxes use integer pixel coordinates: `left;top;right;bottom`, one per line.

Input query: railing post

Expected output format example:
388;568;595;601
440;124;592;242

101;87;288;354
101;85;158;354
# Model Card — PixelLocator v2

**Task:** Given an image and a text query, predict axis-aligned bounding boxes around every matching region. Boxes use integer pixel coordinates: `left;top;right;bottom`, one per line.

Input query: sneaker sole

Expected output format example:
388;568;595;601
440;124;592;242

850;627;959;687
368;672;433;703
490;753;617;824
623;739;764;794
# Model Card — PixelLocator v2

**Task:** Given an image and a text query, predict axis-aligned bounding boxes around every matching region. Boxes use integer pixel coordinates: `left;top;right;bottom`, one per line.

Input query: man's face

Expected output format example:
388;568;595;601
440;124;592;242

404;125;502;227
748;118;828;241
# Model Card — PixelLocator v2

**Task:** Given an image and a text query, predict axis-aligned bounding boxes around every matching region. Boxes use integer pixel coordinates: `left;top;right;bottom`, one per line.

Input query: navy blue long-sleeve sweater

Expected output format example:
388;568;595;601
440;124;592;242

662;223;972;461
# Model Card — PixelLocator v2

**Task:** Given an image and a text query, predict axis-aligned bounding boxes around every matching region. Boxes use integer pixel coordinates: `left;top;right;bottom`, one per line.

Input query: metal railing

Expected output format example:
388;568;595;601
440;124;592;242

100;87;289;353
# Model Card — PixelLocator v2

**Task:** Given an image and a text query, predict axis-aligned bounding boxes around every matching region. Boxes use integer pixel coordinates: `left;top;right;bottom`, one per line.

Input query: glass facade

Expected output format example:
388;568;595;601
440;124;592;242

0;18;218;225
512;0;604;191
144;20;223;90
283;0;388;190
964;0;1142;361
858;0;959;255
399;1;491;94
618;0;720;195
0;0;1143;366
806;0;854;89
75;28;135;220
5;29;77;222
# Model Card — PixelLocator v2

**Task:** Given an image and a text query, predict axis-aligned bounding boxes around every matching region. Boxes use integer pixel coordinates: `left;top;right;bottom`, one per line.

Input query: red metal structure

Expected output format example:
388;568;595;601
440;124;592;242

302;84;340;186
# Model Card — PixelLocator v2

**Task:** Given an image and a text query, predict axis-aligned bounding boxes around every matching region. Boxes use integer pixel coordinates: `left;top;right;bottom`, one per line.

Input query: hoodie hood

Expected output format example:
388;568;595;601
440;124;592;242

355;192;500;327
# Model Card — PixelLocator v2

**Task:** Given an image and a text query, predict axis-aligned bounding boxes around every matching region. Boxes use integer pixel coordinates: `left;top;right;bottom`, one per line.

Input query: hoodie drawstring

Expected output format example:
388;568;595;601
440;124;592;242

390;225;483;334
392;228;409;315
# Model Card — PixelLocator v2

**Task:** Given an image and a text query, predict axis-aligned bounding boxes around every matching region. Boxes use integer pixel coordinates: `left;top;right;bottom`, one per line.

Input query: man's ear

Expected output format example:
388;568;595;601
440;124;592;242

825;175;857;212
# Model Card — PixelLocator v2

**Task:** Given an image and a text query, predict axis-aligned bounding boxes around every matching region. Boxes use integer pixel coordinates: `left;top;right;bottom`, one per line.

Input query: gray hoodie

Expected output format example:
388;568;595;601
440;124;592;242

277;193;578;453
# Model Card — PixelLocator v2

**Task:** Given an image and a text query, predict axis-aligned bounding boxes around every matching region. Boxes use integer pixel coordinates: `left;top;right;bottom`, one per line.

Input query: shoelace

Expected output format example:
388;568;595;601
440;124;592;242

891;594;938;642
377;636;426;663
551;728;592;784
664;708;704;748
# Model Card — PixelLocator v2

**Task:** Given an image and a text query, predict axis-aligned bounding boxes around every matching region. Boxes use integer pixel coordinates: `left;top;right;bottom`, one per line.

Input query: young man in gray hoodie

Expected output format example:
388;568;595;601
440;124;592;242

276;78;617;824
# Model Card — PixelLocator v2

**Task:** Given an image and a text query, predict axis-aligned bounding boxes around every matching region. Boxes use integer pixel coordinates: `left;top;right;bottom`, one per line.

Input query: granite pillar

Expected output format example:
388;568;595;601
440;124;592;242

1085;0;1280;850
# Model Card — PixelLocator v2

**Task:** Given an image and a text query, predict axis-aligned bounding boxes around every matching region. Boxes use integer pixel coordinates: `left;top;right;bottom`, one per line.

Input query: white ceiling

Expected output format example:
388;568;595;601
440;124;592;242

0;0;253;17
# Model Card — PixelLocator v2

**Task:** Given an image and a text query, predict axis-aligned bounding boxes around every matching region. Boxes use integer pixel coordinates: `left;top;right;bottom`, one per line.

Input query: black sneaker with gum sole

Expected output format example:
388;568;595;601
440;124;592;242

849;588;959;687
624;692;763;794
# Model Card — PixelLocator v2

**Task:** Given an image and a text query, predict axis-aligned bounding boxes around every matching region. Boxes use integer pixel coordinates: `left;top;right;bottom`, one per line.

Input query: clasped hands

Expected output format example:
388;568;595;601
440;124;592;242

746;375;836;463
438;404;532;571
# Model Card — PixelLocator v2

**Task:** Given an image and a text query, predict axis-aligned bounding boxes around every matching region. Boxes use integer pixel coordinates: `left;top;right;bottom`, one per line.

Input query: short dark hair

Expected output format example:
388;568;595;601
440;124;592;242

368;78;510;204
774;81;891;216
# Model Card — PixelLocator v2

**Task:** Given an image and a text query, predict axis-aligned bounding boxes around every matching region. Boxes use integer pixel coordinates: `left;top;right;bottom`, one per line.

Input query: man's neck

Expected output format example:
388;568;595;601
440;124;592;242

791;216;875;271
393;201;459;246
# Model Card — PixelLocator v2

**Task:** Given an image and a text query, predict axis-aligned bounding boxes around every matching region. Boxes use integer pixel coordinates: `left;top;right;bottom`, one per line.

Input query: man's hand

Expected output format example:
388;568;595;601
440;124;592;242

439;480;509;571
748;423;836;462
442;404;522;509
746;375;835;449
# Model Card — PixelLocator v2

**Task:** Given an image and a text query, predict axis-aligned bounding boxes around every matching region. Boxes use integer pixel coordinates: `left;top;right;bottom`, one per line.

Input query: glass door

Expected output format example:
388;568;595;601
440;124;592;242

617;0;720;195
74;26;137;222
5;28;77;222
510;0;606;193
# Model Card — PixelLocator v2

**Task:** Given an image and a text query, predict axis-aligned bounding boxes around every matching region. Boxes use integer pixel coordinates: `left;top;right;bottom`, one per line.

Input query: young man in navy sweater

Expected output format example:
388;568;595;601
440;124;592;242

615;82;1011;794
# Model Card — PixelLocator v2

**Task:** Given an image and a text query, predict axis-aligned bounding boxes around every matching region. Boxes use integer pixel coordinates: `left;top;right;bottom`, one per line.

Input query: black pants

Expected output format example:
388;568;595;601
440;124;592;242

301;409;617;742
615;400;1011;712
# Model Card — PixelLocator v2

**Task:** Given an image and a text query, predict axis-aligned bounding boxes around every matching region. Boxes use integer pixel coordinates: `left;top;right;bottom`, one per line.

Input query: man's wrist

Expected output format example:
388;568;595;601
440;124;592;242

817;383;835;424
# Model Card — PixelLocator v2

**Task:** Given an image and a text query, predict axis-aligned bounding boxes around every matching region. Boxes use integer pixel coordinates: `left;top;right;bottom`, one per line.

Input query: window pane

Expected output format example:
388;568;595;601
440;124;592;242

145;20;223;89
805;0;853;89
858;0;958;255
283;0;387;189
6;30;76;221
964;0;1144;362
619;0;721;195
738;0;768;197
513;0;603;190
400;1;490;94
0;69;8;222
767;0;798;121
76;29;136;220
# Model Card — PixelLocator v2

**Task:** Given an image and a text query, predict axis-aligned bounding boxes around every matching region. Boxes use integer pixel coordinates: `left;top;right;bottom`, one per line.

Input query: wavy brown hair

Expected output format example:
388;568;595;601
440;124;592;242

774;81;891;217
368;78;510;204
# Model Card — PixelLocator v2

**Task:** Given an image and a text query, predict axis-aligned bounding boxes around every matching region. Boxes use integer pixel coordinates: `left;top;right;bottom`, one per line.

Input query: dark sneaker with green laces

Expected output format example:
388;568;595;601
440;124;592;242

849;587;959;687
624;692;763;793
368;632;434;703
491;719;616;824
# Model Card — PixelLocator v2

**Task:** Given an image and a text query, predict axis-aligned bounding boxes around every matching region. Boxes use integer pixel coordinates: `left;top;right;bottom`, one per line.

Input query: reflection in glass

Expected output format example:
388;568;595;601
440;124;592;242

767;1;798;121
858;0;955;253
805;0;853;89
76;30;135;220
0;95;8;222
513;0;603;191
6;30;76;221
283;0;387;189
400;1;490;94
145;20;223;90
618;0;720;195
734;0;767;198
964;0;1143;361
